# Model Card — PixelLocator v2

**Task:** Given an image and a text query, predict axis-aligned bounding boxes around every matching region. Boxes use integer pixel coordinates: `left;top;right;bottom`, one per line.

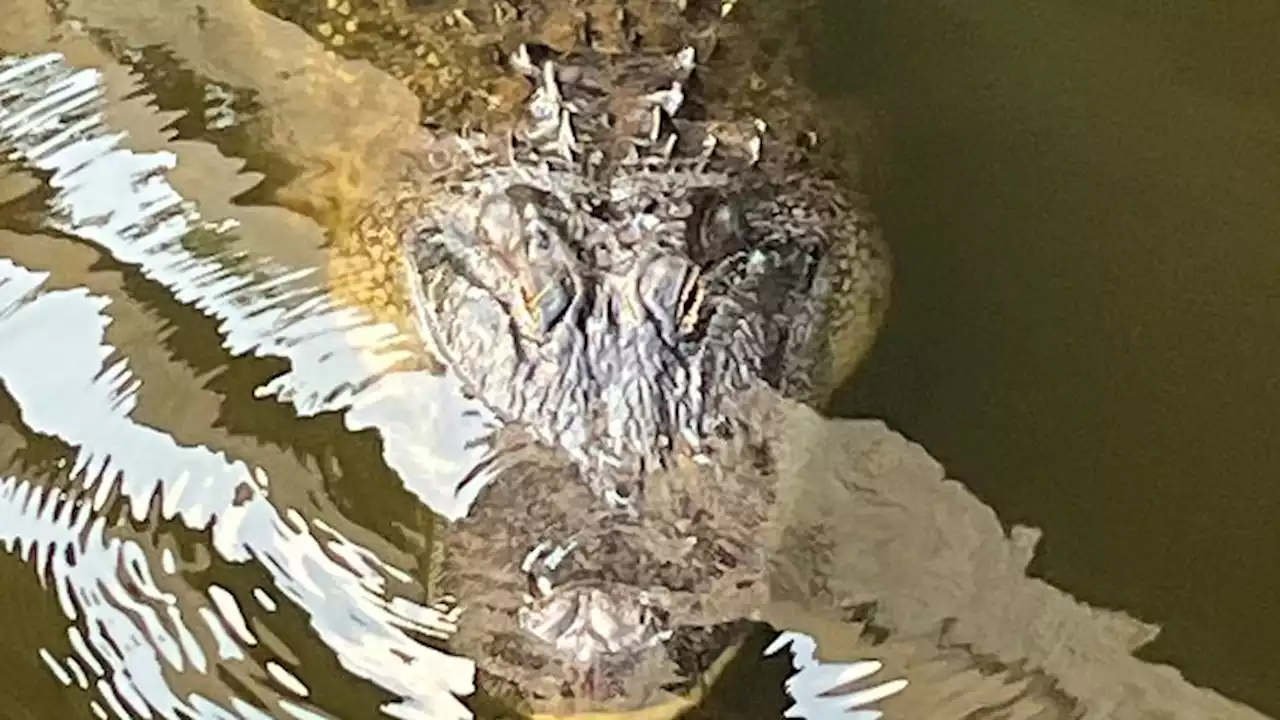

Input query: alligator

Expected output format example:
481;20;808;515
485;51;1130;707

316;0;893;715
1;4;1274;718
22;0;888;714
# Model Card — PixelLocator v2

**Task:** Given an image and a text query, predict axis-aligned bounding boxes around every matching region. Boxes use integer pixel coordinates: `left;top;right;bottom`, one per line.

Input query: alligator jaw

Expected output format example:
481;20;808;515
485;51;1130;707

526;630;745;720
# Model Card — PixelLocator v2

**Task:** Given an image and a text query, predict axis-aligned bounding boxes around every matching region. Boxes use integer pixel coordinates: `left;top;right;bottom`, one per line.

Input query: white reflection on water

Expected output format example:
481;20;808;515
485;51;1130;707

0;255;474;719
0;52;499;521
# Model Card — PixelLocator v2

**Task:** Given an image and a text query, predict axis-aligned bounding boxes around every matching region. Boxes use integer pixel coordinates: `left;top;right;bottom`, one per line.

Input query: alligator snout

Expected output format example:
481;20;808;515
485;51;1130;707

518;583;671;664
517;535;673;666
439;452;773;712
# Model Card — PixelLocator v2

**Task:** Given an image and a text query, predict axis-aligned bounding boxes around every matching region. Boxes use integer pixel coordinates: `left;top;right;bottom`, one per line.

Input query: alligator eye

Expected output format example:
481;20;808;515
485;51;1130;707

521;271;575;334
639;255;703;339
690;195;747;265
676;273;706;338
476;190;578;337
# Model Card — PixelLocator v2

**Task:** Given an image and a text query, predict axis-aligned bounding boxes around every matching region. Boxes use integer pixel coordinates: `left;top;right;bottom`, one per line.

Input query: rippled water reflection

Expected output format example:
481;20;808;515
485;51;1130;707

0;3;1272;720
0;50;493;718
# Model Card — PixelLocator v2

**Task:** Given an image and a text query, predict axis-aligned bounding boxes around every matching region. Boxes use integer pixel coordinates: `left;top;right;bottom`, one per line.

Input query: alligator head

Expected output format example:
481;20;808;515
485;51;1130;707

402;43;888;506
398;42;889;712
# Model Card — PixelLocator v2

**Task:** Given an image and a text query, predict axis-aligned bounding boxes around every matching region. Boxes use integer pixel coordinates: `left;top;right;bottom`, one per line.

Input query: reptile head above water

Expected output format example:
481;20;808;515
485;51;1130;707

388;38;890;715
401;43;890;508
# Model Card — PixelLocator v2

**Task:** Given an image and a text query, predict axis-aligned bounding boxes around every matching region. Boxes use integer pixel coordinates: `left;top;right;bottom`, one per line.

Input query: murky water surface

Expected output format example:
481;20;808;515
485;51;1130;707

0;1;1275;719
824;1;1280;715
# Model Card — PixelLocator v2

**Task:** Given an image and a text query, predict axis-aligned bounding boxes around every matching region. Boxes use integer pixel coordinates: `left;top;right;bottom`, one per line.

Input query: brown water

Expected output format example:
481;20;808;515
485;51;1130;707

0;0;1276;718
825;1;1280;714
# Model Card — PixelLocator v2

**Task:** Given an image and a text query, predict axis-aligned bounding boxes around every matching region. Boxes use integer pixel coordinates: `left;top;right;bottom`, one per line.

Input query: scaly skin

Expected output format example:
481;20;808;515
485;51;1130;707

254;1;890;716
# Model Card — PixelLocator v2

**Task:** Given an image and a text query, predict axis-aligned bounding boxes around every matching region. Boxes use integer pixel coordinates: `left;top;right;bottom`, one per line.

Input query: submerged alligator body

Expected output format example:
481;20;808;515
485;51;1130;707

349;1;892;714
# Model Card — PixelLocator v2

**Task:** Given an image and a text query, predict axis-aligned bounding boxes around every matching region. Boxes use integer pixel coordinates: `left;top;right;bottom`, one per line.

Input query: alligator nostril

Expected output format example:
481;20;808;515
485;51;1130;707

519;586;671;664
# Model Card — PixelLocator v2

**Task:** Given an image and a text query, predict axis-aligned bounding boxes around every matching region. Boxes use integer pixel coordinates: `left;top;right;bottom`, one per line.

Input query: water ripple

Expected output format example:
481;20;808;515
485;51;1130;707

0;52;499;521
0;253;471;718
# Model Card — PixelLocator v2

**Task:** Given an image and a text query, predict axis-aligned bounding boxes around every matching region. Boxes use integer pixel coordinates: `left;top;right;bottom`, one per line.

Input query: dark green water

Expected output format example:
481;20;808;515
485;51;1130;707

826;1;1280;713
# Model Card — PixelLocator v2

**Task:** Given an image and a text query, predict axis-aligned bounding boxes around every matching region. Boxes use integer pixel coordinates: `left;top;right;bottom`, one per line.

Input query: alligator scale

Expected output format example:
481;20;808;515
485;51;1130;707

350;2;893;715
